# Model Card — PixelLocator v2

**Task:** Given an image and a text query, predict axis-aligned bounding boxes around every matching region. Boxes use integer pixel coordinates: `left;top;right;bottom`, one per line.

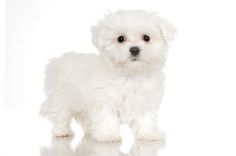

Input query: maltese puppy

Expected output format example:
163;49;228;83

40;10;176;142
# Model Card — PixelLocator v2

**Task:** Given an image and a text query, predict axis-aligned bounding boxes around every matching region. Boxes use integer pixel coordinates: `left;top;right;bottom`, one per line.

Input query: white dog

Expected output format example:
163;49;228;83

40;10;176;142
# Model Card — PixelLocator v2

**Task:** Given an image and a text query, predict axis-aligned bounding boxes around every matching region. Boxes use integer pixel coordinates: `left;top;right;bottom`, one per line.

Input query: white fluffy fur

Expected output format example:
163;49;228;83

40;10;176;142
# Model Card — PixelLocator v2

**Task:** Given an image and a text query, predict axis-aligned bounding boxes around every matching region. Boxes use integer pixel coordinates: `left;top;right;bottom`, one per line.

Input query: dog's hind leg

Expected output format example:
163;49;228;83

51;109;74;137
40;91;74;137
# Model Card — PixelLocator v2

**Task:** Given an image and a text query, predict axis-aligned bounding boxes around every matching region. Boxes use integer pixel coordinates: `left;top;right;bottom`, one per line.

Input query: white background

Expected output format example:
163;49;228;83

1;0;236;156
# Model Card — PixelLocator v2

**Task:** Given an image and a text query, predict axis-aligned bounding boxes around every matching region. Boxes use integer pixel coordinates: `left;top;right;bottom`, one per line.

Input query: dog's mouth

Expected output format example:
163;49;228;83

130;56;139;62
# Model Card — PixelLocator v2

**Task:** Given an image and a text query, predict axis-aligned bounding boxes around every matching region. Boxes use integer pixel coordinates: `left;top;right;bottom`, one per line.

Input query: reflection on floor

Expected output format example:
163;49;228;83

40;137;164;156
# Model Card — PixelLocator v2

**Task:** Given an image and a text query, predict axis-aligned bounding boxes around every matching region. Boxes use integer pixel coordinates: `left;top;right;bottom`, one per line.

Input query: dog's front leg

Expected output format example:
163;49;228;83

86;105;121;142
130;112;163;141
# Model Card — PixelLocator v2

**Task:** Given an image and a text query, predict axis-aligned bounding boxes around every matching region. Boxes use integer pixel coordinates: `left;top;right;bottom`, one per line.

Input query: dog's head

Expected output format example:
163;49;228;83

91;10;176;72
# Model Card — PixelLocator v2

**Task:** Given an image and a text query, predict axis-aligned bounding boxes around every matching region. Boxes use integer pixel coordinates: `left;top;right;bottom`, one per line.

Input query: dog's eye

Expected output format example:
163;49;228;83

117;36;125;43
142;35;150;42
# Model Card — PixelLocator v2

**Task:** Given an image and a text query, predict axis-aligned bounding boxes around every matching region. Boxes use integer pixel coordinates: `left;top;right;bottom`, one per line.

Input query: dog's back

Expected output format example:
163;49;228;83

40;52;100;118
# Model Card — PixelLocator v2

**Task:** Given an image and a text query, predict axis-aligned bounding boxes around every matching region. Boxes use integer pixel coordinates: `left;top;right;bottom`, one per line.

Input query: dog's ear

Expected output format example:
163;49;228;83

159;18;177;41
91;23;108;51
91;25;102;49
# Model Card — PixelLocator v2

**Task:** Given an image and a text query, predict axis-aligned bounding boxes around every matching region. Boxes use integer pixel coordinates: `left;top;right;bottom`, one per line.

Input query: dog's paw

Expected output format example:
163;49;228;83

90;133;121;143
136;131;165;141
52;127;74;138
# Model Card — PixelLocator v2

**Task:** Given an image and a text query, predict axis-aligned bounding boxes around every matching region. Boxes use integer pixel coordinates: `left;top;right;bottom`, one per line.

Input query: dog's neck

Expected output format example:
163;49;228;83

100;55;165;77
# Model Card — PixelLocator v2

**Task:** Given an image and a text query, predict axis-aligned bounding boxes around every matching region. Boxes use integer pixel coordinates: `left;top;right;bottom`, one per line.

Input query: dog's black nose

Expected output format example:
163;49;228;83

129;46;140;56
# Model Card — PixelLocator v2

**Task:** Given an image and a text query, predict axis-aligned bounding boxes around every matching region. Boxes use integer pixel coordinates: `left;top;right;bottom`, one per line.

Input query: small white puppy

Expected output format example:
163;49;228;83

40;10;176;142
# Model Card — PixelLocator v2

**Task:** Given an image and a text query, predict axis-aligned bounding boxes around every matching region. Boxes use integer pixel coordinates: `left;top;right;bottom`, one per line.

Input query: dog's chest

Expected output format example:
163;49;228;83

118;77;160;114
82;72;163;116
